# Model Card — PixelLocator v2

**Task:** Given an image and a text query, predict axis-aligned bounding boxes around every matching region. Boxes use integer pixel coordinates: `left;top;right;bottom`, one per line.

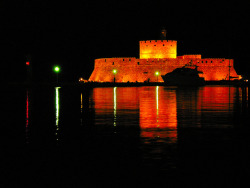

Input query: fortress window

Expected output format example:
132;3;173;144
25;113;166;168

211;61;213;63
105;59;106;62
163;44;165;46
206;61;207;63
123;59;124;61
112;62;114;65
154;45;156;46
137;62;140;65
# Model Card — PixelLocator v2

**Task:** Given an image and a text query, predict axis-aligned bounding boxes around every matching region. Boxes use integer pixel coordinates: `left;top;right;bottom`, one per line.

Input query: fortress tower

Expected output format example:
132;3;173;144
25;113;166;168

139;40;177;59
140;28;176;59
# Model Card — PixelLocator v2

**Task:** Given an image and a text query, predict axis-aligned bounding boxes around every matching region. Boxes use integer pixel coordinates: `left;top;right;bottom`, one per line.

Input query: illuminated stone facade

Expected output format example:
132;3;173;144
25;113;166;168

89;38;240;82
140;40;177;59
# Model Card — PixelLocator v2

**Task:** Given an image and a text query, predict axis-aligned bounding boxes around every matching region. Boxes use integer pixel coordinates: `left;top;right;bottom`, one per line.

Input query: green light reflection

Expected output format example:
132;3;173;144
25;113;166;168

156;86;159;127
55;87;61;141
114;87;117;127
156;86;159;114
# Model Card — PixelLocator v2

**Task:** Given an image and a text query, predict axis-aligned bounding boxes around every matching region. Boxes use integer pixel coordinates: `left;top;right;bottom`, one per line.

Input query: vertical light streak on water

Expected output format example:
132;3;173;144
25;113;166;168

246;87;249;108
156;86;159;127
55;87;60;141
26;90;29;128
241;86;249;110
80;92;83;126
244;87;249;108
156;86;159;115
25;90;29;143
114;87;117;127
81;93;83;113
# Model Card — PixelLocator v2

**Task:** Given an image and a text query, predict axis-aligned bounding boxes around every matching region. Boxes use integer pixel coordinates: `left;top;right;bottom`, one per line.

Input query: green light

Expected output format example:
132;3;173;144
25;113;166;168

54;66;60;73
113;69;117;74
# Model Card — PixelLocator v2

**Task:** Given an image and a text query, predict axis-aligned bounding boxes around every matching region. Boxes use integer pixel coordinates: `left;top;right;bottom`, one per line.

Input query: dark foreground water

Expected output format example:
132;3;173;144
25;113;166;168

1;85;250;187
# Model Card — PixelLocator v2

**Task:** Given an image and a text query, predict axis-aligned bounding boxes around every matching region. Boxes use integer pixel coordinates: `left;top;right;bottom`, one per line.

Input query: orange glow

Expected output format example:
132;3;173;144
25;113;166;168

199;86;235;111
193;86;238;128
89;37;240;83
92;87;139;126
79;77;88;82
139;87;177;142
92;87;177;141
92;87;139;113
89;57;239;82
139;87;177;126
140;40;177;59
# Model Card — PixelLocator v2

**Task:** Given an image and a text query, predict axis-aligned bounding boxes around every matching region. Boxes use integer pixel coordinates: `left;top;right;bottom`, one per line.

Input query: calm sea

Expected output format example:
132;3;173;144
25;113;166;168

1;85;250;187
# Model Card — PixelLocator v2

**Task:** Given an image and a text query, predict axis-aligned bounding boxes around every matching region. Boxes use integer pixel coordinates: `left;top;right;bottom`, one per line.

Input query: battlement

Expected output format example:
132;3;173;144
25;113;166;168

182;55;202;59
97;57;137;61
140;40;177;44
98;57;137;59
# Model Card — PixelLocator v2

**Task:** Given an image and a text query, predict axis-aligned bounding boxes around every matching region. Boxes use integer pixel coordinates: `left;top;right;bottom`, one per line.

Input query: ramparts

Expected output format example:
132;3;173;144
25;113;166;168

89;57;239;82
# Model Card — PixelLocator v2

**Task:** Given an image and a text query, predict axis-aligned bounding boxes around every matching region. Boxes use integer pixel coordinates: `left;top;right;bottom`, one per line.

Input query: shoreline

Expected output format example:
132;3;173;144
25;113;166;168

2;80;249;88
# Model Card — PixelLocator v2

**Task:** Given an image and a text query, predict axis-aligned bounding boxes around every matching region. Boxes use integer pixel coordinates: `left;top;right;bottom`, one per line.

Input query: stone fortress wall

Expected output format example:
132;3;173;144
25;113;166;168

89;56;238;82
89;31;240;83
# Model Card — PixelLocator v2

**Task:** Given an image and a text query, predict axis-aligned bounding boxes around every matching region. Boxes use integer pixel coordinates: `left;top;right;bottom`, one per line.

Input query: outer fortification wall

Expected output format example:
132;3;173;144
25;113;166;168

88;57;239;82
192;59;238;81
140;40;177;59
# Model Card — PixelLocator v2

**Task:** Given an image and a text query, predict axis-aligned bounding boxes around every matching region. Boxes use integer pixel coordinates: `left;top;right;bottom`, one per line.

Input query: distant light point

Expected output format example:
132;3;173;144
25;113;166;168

54;66;60;73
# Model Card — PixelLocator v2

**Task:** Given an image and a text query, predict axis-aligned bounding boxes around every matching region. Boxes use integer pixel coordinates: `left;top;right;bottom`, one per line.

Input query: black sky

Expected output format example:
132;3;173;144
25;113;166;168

1;0;250;82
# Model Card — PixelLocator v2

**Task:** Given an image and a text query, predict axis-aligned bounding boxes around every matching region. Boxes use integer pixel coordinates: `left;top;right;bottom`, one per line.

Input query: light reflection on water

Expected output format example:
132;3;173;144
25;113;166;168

25;89;30;144
89;85;250;174
55;87;60;141
22;85;248;147
91;86;247;137
2;85;250;186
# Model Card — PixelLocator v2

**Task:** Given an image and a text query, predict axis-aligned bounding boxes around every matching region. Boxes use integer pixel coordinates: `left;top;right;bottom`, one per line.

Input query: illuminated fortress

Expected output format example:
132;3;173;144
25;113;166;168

89;30;240;82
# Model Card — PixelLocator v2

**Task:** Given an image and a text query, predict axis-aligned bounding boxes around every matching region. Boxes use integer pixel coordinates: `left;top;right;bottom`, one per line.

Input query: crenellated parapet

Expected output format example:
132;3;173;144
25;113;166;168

178;54;202;59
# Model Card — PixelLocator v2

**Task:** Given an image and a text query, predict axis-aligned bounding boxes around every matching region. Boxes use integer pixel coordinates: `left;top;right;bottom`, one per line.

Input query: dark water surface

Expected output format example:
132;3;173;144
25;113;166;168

1;85;250;187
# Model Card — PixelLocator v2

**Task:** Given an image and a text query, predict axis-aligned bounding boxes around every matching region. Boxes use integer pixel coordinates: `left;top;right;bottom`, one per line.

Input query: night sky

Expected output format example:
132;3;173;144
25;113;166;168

1;0;250;83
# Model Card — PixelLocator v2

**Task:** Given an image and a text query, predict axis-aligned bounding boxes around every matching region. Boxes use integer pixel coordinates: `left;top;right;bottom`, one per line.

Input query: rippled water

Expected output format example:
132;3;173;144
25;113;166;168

1;85;249;187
